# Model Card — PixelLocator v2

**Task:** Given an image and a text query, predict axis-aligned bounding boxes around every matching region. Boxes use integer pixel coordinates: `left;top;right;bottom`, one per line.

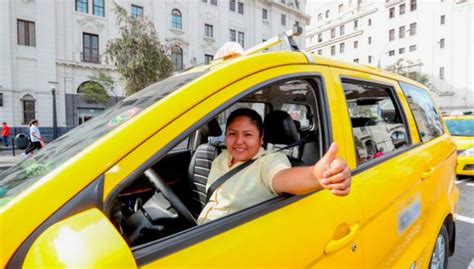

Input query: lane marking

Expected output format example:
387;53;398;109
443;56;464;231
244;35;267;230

455;178;468;184
456;215;474;224
466;182;474;187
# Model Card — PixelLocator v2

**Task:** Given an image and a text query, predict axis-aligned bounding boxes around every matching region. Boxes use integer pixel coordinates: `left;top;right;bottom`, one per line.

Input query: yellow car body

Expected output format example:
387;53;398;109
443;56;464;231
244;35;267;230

0;47;458;268
444;115;474;177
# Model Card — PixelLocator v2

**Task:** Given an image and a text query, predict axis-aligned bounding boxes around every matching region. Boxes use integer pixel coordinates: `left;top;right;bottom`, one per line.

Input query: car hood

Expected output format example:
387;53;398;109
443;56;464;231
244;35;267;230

452;136;474;151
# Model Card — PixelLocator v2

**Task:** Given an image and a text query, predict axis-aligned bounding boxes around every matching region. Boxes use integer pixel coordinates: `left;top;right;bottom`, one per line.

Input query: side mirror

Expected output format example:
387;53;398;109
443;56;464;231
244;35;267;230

24;208;136;268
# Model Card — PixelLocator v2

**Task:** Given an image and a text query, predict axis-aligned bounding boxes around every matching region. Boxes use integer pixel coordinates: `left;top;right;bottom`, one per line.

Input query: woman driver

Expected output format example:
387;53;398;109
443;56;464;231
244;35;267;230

197;108;351;224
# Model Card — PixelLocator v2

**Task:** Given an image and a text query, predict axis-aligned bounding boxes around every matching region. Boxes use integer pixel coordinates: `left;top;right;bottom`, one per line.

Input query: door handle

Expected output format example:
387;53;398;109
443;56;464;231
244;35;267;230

324;223;360;255
421;167;435;179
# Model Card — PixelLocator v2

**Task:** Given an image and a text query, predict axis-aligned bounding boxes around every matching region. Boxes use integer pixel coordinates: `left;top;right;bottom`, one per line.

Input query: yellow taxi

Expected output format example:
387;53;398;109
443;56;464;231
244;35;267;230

444;115;474;177
0;28;459;268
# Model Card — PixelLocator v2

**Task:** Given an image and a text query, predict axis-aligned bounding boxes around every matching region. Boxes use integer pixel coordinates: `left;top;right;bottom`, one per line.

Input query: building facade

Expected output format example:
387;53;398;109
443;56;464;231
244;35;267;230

0;0;310;141
305;0;473;112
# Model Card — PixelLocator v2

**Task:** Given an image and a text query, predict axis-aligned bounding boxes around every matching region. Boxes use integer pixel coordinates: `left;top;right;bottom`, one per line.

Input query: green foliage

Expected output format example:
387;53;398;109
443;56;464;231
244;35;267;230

77;70;113;105
105;3;173;95
79;81;109;105
385;58;430;86
90;70;114;90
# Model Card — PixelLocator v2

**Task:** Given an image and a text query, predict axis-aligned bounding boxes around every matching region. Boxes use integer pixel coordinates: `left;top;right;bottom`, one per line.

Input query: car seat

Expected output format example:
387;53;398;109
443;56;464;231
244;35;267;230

263;110;305;166
187;118;222;216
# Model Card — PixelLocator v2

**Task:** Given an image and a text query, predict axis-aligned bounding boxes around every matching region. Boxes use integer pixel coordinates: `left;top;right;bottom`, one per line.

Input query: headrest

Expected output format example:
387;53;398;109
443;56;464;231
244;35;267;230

263;110;299;145
200;118;222;137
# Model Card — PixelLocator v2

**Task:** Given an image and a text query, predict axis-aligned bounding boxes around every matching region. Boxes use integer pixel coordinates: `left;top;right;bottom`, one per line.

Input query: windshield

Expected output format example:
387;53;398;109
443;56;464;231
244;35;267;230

445;118;474;136
0;71;205;206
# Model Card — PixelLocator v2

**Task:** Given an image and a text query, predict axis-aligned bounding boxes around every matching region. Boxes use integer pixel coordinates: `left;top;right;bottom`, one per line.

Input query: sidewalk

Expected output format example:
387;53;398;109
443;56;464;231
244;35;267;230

0;148;22;172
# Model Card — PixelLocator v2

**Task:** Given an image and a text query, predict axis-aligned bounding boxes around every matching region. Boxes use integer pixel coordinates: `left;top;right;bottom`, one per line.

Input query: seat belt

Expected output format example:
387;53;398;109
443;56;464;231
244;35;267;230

206;158;257;202
205;134;314;202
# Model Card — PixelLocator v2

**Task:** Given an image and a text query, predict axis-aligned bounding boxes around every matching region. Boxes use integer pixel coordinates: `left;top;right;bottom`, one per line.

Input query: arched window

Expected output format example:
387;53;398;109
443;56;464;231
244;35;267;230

77;81;109;105
171;46;184;71
21;94;36;124
77;81;104;94
171;9;182;29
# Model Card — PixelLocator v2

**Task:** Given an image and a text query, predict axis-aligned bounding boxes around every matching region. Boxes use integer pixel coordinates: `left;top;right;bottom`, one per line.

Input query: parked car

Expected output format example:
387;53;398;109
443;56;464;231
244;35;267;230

0;29;459;268
444;115;474;177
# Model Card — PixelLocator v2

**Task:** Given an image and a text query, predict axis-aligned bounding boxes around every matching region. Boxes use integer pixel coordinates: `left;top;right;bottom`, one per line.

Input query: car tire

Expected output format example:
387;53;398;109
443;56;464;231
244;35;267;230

429;224;449;269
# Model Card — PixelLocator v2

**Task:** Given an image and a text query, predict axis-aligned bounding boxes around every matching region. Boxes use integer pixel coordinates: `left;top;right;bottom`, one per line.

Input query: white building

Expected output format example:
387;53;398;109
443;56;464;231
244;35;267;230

305;0;473;112
0;0;310;139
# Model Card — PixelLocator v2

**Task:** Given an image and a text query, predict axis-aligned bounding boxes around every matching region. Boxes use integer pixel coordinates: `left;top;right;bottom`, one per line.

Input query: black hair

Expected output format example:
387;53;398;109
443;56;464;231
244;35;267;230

29;119;38;126
226;108;263;137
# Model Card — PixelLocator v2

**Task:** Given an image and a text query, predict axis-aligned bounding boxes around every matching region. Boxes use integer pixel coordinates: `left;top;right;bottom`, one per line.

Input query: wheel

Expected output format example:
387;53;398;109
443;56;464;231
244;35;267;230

429;224;449;269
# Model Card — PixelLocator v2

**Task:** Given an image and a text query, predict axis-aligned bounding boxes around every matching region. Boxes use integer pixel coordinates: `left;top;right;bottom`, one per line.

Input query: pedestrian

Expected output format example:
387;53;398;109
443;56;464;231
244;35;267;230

22;119;44;158
1;122;10;147
197;108;351;224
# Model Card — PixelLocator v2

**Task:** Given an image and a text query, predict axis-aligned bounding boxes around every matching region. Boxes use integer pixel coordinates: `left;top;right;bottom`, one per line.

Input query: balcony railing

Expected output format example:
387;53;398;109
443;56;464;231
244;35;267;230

80;52;101;64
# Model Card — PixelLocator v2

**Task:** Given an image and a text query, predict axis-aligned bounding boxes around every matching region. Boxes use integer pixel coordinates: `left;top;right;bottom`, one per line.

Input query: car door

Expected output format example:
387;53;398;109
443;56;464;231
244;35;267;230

398;82;457;264
104;64;364;268
330;67;431;267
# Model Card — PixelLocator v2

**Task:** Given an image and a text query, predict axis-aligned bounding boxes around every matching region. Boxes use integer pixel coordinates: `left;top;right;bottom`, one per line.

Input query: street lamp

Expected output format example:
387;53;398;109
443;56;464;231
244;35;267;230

48;81;59;139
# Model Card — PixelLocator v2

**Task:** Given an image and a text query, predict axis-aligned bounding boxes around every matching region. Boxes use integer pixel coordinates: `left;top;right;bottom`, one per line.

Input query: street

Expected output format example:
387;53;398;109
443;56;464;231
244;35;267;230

449;177;474;269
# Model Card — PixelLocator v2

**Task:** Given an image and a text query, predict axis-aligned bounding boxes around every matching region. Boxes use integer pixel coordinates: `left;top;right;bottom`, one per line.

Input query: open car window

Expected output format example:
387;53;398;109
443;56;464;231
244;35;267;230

106;76;326;256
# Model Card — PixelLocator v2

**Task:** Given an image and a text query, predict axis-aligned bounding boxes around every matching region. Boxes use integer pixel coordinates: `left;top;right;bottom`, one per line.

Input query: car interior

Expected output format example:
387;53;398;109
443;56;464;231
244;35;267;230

107;78;326;246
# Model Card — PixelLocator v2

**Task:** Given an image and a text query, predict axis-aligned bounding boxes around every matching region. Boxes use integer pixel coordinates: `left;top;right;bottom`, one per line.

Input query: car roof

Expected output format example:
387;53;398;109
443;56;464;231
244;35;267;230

184;50;429;92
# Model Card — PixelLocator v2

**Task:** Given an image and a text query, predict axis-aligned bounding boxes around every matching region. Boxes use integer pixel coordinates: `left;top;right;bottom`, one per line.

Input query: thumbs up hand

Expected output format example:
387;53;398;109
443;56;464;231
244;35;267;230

313;143;351;196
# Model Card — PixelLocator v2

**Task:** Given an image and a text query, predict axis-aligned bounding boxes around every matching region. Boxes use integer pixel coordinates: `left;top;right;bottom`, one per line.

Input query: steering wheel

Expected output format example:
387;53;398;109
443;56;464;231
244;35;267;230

144;169;197;226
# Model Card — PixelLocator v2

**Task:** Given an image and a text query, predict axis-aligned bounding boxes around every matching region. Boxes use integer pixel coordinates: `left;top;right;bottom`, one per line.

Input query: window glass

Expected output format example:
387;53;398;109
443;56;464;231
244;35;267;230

281;14;286;25
76;0;88;13
171;9;182;29
229;29;236;42
400;82;444;142
17;20;35;46
171;46;183;71
131;5;143;18
83;33;99;63
205;54;213;64
238;2;244;14
93;0;105;16
238;31;244;47
28;21;36;46
281;103;310;129
343;80;409;165
204;24;213;38
22;94;36;124
0;71;207;206
17;20;26;45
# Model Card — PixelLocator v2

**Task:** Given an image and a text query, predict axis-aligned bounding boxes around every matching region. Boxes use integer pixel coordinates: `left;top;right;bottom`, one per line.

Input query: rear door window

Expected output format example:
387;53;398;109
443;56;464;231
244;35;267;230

342;79;410;165
399;82;444;142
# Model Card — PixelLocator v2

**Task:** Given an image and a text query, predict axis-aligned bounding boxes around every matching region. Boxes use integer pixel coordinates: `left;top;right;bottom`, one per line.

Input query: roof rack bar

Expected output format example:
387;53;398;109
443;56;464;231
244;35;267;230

243;22;303;56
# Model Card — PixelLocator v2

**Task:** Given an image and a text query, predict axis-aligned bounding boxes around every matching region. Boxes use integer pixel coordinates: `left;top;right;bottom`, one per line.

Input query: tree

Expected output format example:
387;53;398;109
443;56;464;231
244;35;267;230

385;58;430;86
78;71;112;105
105;3;173;95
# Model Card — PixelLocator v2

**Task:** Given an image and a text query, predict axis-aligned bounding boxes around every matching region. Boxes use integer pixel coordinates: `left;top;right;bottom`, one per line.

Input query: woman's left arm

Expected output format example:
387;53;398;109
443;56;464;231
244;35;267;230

273;143;351;196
